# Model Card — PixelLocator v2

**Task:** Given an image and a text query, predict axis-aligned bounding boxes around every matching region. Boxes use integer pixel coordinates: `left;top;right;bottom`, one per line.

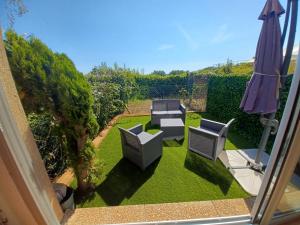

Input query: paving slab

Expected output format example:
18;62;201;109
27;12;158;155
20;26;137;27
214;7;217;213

219;149;270;196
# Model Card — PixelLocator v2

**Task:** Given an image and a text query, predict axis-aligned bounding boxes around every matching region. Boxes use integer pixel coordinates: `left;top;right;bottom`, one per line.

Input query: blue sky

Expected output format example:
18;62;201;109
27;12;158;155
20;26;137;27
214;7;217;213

0;0;298;74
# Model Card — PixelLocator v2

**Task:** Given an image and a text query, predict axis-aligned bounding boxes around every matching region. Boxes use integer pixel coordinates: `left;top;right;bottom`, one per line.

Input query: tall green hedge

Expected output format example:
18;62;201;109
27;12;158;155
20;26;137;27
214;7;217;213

134;74;189;99
206;74;292;148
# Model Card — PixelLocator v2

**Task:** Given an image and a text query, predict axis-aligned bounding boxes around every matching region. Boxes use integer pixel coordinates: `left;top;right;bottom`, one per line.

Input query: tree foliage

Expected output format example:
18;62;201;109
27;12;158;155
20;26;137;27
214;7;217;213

150;70;166;76
3;0;28;26
197;61;253;75
92;82;126;129
169;70;188;76
5;30;100;192
87;64;137;128
196;58;296;76
27;113;67;179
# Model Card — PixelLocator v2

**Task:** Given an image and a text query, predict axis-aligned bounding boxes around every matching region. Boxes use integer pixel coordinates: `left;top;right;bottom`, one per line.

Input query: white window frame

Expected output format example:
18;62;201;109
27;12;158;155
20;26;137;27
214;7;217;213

0;29;299;224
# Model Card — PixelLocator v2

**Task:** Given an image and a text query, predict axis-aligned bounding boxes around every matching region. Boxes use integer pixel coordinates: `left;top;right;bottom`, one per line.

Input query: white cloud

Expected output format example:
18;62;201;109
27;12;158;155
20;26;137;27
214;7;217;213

211;24;234;44
177;24;199;50
157;44;175;51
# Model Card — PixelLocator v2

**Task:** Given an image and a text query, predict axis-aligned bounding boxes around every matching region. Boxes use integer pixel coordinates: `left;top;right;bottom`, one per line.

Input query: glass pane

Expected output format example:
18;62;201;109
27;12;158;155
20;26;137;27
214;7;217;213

276;156;300;214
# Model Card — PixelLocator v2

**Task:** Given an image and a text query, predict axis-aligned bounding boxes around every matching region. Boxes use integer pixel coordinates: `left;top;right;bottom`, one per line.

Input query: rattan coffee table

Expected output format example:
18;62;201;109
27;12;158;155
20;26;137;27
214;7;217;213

160;118;185;141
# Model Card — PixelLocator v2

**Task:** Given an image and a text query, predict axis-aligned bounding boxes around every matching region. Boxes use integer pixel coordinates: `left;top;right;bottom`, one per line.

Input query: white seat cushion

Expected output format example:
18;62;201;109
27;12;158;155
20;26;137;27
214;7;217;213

167;110;182;115
137;132;154;144
152;110;169;115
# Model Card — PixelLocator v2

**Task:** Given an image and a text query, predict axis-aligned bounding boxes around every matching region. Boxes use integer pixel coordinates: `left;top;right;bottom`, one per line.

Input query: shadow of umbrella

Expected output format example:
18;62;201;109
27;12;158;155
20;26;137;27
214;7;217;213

184;151;233;195
95;158;160;206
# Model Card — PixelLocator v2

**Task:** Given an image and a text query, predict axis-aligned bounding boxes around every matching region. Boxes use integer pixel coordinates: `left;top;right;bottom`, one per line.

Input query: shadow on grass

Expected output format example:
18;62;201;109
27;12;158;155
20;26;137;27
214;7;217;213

163;139;184;147
76;158;160;206
191;112;255;150
145;121;185;147
227;132;255;150
184;151;233;195
145;121;159;131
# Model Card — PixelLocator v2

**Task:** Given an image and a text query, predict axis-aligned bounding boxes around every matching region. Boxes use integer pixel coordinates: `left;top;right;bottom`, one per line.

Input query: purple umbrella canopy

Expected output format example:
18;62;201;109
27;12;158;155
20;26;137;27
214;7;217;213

240;0;285;114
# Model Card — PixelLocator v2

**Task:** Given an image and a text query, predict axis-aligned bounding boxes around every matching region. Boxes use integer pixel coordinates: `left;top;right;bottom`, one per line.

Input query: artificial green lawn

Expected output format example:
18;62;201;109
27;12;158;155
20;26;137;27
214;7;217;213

75;113;253;208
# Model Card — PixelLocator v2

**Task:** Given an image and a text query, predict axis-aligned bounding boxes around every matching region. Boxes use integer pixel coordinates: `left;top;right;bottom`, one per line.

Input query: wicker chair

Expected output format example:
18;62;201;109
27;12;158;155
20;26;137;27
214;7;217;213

188;118;235;161
118;124;164;170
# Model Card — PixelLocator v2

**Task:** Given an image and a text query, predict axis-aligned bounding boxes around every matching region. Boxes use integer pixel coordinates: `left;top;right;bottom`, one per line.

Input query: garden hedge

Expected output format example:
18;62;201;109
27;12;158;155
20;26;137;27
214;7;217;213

206;74;292;149
133;74;189;99
88;64;293;152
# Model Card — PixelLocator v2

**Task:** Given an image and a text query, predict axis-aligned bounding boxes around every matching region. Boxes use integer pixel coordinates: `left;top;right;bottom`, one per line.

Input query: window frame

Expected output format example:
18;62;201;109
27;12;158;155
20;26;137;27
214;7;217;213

1;28;300;224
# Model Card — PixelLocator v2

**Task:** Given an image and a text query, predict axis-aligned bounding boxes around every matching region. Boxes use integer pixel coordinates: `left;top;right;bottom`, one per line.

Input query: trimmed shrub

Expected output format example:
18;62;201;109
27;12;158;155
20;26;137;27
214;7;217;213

134;74;189;99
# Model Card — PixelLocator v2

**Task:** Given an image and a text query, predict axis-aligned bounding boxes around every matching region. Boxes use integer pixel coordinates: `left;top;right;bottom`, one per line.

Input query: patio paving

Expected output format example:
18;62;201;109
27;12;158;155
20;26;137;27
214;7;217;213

219;149;270;196
63;198;253;225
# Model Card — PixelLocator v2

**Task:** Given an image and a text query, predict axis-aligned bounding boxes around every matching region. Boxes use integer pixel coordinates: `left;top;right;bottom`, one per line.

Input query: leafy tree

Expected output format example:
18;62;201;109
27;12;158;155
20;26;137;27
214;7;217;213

222;58;233;74
3;0;27;26
88;63;137;104
151;70;166;76
92;83;125;129
169;70;188;76
87;64;137;128
5;30;100;193
196;61;253;75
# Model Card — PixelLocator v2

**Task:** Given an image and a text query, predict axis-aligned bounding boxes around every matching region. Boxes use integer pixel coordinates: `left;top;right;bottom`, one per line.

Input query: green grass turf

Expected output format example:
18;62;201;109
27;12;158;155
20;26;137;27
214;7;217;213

74;113;253;208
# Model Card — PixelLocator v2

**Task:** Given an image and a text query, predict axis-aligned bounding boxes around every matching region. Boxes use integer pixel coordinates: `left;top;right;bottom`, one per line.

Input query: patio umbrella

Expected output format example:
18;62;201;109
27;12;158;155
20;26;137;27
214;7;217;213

240;0;285;168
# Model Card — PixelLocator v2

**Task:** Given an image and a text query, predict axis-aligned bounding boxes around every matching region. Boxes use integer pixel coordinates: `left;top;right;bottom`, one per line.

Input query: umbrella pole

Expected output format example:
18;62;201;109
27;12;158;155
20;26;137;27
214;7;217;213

229;113;278;172
255;0;298;168
255;113;277;166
